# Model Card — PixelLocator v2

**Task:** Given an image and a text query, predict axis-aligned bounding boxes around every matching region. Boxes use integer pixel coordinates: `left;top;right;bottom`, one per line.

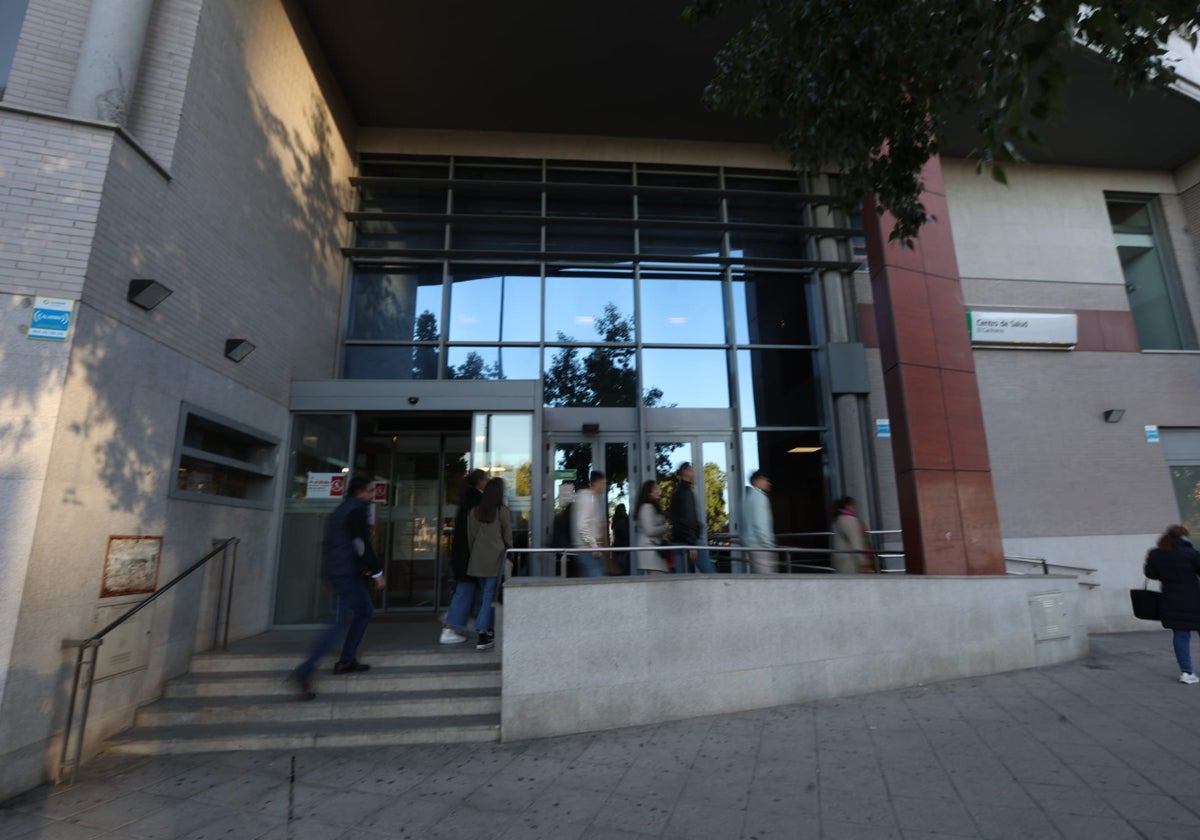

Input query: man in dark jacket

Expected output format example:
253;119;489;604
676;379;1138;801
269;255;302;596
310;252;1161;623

667;462;715;573
292;476;385;698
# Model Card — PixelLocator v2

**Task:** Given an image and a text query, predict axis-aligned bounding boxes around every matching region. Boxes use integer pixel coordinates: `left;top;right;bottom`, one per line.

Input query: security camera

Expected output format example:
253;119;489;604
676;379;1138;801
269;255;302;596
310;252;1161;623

407;396;419;405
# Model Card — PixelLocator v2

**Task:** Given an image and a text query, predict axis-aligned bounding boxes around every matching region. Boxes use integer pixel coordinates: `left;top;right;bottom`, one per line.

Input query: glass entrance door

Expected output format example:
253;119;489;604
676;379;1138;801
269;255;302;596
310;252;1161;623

374;434;469;610
651;436;736;569
546;437;635;574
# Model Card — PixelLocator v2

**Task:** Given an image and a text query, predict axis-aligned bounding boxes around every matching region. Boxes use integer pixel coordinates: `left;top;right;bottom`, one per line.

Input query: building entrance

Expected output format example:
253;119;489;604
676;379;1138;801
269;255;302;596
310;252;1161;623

543;431;736;573
274;405;535;624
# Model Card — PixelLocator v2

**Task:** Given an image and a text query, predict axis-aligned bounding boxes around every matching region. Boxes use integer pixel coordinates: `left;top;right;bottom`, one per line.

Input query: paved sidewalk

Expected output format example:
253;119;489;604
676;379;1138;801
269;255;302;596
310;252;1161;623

3;632;1200;839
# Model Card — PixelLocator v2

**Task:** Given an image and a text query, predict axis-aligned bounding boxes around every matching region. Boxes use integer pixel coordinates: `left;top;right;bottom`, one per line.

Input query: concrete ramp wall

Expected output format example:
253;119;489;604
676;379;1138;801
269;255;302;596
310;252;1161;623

500;574;1087;741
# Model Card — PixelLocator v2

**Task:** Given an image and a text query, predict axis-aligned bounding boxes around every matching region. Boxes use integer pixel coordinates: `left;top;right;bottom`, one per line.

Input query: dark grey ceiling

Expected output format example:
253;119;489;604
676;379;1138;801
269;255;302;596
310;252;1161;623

295;0;1200;171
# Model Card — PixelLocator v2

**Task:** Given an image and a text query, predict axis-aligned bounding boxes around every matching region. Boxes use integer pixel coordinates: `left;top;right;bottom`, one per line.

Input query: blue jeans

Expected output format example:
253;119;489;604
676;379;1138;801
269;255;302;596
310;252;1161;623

575;551;605;577
1173;629;1199;673
296;576;374;677
673;549;715;574
446;575;499;632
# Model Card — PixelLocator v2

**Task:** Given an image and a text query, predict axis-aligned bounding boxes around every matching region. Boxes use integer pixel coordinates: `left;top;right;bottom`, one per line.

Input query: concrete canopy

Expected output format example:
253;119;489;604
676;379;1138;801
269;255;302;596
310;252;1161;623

294;0;1200;169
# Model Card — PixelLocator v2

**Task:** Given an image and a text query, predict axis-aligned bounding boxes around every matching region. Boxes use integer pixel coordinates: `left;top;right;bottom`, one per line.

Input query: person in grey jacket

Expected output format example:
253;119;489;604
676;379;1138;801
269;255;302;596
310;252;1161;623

291;476;385;699
742;470;776;573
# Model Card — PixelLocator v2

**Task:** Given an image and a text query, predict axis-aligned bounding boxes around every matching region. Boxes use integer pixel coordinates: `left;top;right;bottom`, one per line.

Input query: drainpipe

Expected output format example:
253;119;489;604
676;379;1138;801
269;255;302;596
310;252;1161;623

66;0;156;125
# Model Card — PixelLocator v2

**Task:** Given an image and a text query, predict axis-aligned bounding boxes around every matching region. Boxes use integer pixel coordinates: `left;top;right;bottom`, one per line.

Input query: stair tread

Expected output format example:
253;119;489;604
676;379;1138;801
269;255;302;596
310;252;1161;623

108;714;500;742
179;662;499;681
147;687;499;709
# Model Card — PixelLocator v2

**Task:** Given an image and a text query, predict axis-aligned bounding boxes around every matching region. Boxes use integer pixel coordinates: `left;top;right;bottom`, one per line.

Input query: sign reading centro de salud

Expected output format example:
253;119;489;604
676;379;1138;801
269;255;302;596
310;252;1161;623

966;310;1077;349
28;296;75;341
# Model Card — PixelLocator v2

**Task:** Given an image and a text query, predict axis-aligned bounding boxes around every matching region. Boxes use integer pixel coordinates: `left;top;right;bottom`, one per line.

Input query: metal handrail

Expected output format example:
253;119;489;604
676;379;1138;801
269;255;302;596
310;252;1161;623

58;537;239;784
505;543;880;577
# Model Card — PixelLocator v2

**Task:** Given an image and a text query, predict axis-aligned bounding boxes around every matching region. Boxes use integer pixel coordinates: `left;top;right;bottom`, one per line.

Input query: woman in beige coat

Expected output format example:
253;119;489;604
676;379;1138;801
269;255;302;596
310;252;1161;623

442;478;511;650
831;495;871;574
635;480;670;574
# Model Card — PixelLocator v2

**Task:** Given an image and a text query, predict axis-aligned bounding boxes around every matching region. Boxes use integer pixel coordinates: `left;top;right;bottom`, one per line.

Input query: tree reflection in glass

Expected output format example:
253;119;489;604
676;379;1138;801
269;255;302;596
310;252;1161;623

544;303;666;407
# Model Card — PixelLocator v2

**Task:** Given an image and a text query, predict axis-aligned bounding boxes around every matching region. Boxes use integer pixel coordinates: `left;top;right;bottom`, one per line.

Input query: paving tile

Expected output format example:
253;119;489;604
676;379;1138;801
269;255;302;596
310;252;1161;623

963;803;1061;840
741;809;819;839
462;771;554;814
588;791;674;836
1050;812;1142;840
662;799;746;839
68;791;176;831
119;799;219;840
890;795;976;836
6;821;107;840
1100;790;1200;825
178;809;281;840
819;818;903;839
424;803;518;840
1022;782;1120;818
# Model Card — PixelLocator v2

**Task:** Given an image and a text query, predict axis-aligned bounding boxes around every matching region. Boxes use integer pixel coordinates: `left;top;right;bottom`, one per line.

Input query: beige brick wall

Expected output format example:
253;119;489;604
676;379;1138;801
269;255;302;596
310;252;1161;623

0;112;111;299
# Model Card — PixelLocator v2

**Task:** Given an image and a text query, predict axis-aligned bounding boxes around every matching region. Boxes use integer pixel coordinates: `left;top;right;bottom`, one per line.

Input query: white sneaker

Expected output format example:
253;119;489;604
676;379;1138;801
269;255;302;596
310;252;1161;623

1180;672;1199;684
439;627;467;645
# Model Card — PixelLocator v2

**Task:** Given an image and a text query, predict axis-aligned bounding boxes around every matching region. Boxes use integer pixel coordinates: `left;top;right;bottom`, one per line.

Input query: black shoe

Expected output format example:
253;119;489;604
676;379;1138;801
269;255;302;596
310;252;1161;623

476;630;495;651
333;660;371;674
290;672;316;701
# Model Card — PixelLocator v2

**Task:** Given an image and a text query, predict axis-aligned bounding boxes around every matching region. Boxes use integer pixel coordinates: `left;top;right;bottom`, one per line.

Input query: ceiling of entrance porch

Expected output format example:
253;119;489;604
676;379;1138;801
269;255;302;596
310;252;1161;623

294;0;1200;171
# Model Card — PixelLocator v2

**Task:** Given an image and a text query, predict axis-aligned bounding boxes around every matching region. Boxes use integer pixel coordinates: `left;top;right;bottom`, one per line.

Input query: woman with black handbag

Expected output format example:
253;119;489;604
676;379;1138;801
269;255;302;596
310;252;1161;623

1144;525;1200;684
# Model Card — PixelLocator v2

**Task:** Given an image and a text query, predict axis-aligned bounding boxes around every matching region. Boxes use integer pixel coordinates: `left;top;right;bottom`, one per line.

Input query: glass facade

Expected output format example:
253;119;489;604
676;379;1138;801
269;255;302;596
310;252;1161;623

340;154;861;549
344;156;854;404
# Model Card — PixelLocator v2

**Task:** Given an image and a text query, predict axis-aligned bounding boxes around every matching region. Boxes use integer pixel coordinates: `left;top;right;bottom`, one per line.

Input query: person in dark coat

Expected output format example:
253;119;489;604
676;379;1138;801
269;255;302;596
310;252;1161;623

1143;524;1200;684
291;476;385;699
441;469;487;644
666;462;714;573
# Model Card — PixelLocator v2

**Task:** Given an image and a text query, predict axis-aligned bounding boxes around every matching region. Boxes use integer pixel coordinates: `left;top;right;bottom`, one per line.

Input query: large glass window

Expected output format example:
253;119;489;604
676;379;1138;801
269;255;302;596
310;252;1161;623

448;267;540;342
543;345;638;407
1107;196;1196;350
641;349;730;408
733;272;814;345
445;346;540;380
639;271;726;344
347;267;442;341
544;270;635;342
738;349;820;426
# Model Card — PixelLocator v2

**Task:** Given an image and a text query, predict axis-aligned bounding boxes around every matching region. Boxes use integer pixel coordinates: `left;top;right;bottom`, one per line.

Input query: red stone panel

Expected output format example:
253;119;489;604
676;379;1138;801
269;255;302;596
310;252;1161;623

873;267;940;370
899;364;955;472
956;471;1005;575
1074;310;1104;351
927;274;975;373
941;369;991;472
912;469;968;575
1097;310;1140;352
858;303;879;348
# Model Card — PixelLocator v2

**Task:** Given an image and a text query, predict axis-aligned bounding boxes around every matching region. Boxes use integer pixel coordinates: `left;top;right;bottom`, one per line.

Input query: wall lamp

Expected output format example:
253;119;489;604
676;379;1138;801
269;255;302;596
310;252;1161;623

224;339;256;363
127;279;172;310
1103;409;1125;424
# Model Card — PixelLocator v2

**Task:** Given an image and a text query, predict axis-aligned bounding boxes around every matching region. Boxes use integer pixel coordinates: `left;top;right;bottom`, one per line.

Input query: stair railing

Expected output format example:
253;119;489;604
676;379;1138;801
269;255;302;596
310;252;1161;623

58;537;239;784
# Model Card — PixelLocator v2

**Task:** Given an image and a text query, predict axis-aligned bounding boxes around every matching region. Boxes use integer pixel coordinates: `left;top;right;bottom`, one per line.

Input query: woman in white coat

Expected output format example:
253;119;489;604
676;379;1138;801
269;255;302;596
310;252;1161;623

635;480;670;574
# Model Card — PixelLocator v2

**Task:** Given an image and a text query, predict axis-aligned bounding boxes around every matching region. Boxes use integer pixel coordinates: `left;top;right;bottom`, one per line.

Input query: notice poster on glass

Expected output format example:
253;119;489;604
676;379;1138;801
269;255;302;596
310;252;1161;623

100;536;163;598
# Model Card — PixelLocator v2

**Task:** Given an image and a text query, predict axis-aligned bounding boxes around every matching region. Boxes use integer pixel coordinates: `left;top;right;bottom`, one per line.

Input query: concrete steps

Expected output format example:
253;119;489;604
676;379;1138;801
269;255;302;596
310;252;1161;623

103;644;502;755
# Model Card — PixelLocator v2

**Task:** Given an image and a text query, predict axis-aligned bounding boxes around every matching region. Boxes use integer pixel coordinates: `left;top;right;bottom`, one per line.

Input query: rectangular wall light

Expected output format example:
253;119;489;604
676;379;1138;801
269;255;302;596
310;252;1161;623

127;279;172;310
224;339;256;362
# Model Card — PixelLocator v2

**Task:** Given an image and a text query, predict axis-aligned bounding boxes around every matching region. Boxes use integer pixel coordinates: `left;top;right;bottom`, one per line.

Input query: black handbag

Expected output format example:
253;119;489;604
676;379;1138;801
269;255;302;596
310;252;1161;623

1130;581;1161;621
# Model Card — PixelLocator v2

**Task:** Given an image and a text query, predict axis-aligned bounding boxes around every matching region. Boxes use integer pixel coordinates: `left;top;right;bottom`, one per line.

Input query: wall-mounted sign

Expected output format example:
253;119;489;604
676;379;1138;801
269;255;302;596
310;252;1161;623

28;296;75;341
875;419;891;438
306;472;347;498
1146;425;1160;443
372;481;388;503
966;310;1077;349
100;536;163;598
